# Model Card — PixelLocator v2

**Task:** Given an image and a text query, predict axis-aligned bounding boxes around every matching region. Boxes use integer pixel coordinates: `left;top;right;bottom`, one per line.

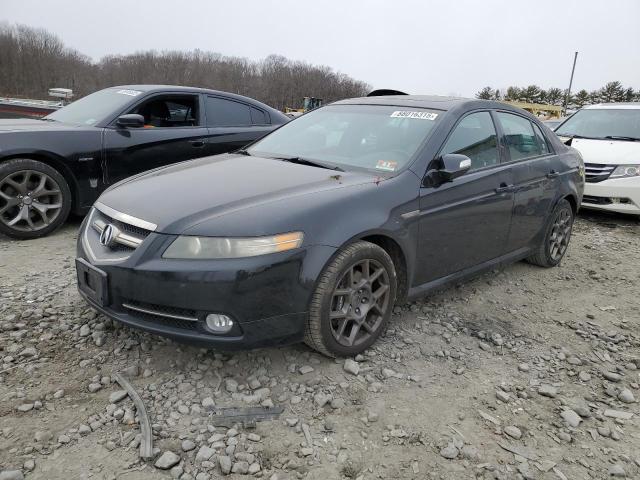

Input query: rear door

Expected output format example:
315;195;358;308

103;93;209;184
204;96;275;155
495;111;558;251
415;110;515;285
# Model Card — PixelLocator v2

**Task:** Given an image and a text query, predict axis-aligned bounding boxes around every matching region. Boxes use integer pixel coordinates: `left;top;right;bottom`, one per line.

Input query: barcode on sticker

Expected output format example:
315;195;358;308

390;111;438;120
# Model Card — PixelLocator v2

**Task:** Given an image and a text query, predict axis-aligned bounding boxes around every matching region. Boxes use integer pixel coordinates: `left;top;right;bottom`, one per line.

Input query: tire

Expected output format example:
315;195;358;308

527;198;574;268
0;158;71;239
304;241;397;357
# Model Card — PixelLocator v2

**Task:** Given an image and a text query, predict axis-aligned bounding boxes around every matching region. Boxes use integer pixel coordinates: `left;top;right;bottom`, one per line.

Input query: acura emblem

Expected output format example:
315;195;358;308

99;224;118;247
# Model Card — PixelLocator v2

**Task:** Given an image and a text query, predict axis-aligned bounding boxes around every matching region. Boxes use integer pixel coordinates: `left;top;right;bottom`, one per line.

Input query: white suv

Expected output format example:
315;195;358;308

556;103;640;216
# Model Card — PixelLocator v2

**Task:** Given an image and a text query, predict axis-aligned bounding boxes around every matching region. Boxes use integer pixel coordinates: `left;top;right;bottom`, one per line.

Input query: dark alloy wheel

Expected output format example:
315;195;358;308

548;208;572;261
305;241;397;357
527;198;574;268
329;258;391;348
0;159;71;239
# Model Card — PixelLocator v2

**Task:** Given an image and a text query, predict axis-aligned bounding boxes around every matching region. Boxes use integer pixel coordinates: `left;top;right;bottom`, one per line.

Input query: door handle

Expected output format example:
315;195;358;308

546;170;559;179
495;183;514;194
190;140;205;148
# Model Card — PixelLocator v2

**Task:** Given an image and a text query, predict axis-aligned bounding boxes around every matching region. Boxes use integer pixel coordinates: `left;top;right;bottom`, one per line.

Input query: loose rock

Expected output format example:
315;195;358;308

560;409;582;428
618;389;635;404
343;359;360;376
504;425;522;440
155;451;181;470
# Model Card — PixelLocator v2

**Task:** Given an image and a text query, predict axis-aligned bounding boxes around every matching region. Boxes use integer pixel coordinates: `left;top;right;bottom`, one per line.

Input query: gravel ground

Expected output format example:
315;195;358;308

0;210;639;480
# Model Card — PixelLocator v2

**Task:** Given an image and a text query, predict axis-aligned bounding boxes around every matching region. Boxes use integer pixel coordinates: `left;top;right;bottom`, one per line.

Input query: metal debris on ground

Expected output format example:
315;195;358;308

209;405;284;427
114;372;153;460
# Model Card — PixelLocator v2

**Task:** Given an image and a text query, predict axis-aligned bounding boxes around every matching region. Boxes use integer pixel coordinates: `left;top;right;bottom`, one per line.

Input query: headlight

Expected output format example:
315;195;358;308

163;232;304;259
610;165;640;179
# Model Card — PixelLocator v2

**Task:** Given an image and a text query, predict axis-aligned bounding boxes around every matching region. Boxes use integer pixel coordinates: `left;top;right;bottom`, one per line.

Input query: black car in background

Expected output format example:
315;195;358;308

0;85;289;239
76;96;584;357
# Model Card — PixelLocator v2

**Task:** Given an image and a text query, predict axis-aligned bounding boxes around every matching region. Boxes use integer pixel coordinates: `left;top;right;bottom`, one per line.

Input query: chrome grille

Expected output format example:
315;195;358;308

82;205;156;262
91;204;153;252
584;163;616;183
91;216;147;250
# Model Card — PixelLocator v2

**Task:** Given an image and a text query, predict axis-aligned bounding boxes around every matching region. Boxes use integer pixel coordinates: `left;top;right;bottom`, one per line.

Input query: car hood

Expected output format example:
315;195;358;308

568;138;640;165
97;154;379;234
0;118;84;132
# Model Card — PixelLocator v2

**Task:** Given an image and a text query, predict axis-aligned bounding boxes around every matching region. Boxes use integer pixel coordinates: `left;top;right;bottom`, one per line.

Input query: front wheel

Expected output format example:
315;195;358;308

305;241;397;357
527;198;574;267
0;159;71;239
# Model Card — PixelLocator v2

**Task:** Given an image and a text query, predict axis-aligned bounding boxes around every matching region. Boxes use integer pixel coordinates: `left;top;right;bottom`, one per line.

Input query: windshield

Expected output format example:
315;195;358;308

556;108;640;140
248;104;442;173
45;88;144;125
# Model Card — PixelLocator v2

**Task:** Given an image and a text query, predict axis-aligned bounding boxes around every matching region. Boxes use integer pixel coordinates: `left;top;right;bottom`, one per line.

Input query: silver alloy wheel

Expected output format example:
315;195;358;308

0;170;63;232
548;207;572;261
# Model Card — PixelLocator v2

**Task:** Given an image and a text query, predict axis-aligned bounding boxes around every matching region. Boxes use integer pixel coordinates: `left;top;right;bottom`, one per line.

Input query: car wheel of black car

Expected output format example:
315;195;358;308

305;241;397;357
527;198;574;268
0;159;71;239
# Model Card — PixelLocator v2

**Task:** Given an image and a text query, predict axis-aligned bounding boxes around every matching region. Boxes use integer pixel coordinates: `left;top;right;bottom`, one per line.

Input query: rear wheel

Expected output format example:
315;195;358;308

527;198;574;267
0;159;71;239
305;241;397;357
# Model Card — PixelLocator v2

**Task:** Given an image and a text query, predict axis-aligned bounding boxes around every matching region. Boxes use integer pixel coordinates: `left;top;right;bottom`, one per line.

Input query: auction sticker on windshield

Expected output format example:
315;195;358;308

116;89;143;96
376;160;398;172
390;111;438;120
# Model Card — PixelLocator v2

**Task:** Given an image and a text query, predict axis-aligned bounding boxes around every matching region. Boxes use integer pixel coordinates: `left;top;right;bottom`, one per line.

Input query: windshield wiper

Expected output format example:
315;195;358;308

271;156;344;171
603;135;640;142
235;149;252;156
559;133;601;140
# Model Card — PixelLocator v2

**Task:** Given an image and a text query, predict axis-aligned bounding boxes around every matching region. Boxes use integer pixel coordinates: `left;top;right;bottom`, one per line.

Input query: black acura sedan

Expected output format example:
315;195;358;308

0;85;288;239
76;96;584;357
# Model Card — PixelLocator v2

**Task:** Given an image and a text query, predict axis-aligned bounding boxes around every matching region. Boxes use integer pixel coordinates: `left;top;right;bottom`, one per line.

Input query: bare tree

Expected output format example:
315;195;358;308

0;23;370;110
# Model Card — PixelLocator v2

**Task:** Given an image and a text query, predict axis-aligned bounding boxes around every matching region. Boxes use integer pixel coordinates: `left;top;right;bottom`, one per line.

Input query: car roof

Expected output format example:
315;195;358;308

105;85;283;113
108;85;230;95
583;103;640;110
332;95;524;113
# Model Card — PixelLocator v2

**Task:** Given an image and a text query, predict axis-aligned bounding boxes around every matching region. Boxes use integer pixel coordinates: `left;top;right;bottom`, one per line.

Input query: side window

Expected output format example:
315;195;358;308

250;107;269;125
441;111;499;170
131;95;198;127
496;112;543;160
206;97;252;127
532;123;551;155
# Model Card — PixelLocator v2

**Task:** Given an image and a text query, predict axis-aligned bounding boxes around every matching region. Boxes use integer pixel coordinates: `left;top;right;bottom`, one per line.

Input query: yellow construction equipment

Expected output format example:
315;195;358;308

285;97;323;116
503;101;563;119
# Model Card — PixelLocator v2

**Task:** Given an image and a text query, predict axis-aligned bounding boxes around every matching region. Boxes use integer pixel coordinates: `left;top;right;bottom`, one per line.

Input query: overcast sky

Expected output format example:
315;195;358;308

2;0;639;96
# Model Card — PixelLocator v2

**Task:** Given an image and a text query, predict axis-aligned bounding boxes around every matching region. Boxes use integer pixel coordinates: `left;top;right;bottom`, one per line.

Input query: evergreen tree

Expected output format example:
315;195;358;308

475;86;495;100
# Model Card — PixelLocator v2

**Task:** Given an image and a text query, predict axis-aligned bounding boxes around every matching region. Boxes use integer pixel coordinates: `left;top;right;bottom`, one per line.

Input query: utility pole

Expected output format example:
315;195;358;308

563;51;578;115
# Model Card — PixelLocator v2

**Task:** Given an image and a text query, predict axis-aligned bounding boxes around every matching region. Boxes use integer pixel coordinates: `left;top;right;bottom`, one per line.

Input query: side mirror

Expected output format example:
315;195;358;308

116;114;144;128
423;154;472;187
438;153;472;182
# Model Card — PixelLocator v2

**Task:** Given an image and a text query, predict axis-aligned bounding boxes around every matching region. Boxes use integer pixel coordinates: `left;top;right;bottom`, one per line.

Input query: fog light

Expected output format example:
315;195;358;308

205;313;234;333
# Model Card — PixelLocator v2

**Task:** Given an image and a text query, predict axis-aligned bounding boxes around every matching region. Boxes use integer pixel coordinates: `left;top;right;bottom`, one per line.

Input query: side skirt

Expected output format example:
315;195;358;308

406;247;532;301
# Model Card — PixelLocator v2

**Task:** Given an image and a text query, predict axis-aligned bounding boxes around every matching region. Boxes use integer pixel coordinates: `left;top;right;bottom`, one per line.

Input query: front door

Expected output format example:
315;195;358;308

103;93;209;185
415;110;514;285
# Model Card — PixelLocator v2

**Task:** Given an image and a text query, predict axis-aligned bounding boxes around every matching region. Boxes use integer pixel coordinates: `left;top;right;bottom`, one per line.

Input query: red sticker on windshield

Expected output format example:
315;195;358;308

376;160;398;172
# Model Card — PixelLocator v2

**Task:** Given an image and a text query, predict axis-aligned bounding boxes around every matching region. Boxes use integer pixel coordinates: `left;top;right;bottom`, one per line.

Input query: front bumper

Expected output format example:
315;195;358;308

582;176;640;215
76;215;337;349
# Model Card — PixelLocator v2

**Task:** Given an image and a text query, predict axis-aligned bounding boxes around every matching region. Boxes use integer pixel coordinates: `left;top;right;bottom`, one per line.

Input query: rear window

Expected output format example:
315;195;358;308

496;112;546;161
206;97;252;127
250;107;269;125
